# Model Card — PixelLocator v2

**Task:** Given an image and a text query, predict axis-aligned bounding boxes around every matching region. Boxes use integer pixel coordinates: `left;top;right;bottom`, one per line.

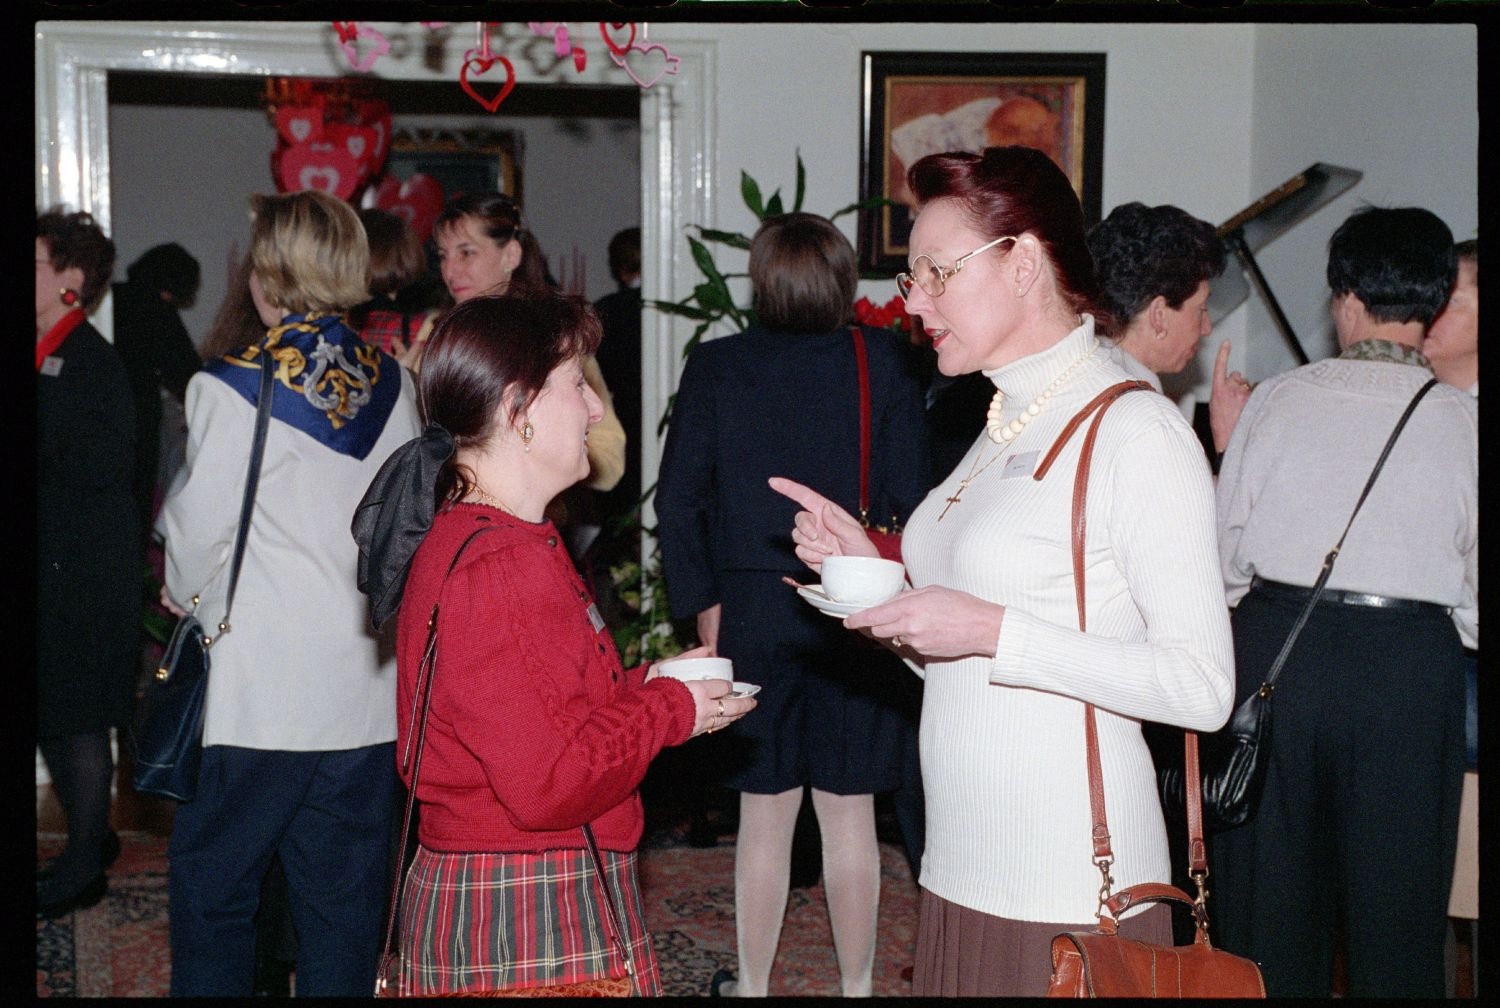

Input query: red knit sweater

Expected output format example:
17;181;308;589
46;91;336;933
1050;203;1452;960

396;504;697;853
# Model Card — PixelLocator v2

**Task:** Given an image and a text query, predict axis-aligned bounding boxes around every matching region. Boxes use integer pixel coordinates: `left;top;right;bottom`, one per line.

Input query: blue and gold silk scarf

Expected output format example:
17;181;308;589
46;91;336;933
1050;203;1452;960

209;312;400;460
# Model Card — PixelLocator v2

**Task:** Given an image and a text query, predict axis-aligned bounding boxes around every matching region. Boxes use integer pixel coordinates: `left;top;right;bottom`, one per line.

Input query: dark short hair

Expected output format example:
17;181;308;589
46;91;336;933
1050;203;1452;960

434;192;551;296
1087;202;1225;326
418;290;602;504
1326;206;1456;326
749;213;857;332
358;208;426;297
909;146;1108;331
126;242;201;304
608;226;642;281
37;206;116;312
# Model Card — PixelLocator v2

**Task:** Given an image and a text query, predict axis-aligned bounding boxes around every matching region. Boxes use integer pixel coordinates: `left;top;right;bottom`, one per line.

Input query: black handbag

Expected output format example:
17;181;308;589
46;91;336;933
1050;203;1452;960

1158;378;1438;831
132;356;275;802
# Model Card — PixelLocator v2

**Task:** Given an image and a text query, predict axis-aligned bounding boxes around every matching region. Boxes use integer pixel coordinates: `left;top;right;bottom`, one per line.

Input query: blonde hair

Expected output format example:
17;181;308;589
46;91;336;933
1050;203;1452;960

248;190;370;315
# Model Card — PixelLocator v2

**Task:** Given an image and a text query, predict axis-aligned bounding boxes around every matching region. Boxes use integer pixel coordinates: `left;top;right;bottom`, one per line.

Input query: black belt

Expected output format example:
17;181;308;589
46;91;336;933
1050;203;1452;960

1251;576;1446;613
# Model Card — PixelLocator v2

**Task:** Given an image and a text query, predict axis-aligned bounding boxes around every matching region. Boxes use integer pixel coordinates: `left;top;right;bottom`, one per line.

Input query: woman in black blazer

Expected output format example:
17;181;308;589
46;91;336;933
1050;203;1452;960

35;207;138;919
656;213;930;996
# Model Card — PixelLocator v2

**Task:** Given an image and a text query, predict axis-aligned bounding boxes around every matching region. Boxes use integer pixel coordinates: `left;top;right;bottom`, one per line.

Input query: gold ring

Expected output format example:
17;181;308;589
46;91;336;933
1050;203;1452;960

893;635;903;647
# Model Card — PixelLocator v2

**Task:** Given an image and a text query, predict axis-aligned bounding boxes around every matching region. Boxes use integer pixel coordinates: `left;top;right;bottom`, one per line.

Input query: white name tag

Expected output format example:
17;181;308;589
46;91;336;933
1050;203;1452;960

40;356;64;376
1001;450;1039;479
586;602;605;633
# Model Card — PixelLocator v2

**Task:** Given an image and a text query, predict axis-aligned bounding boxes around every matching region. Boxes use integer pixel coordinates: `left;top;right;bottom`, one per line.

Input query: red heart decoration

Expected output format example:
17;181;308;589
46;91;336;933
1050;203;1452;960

332;21;358;44
459;54;517;114
572;46;587;73
275;102;324;146
372;173;445;244
599;22;636;58
325;123;380;184
278;139;360;201
356;101;392;166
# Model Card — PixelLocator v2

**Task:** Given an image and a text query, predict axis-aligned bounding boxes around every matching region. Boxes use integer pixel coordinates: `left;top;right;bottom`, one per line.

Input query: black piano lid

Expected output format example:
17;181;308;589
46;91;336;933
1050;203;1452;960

1206;162;1363;326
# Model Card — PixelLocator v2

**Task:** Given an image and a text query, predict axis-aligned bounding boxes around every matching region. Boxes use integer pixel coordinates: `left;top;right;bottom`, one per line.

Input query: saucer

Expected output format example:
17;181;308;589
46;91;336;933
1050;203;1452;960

796;584;869;618
727;682;761;698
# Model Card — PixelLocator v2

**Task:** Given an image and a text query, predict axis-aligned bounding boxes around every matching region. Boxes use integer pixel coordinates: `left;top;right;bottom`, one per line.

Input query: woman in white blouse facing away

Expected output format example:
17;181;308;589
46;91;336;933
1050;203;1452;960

158;190;421;996
772;145;1233;997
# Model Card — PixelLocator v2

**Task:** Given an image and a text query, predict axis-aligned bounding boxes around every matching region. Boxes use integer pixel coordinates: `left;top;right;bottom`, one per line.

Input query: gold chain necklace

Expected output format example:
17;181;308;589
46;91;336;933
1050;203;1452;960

466;485;515;515
938;341;1099;522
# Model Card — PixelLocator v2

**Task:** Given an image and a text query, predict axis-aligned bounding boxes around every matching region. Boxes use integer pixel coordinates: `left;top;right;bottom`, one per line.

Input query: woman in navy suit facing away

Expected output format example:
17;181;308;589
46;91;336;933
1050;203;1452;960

656;213;930;996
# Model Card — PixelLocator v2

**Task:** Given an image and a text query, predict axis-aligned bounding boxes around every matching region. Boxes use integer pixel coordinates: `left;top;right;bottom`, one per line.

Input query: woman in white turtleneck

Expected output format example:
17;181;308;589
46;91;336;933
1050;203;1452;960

772;146;1233;997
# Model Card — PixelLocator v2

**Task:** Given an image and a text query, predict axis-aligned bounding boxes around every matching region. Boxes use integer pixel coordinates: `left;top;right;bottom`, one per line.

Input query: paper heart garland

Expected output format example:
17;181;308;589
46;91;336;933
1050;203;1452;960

599;22;636;59
611;42;682;90
459;53;517;114
324;123;380;185
338;22;390;73
573;47;587;73
275;103;324;146
278;140;360;201
372;173;445;244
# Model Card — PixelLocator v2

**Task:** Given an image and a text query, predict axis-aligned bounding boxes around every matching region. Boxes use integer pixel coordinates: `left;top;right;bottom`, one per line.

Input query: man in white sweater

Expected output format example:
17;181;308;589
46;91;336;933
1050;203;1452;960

1212;206;1477;998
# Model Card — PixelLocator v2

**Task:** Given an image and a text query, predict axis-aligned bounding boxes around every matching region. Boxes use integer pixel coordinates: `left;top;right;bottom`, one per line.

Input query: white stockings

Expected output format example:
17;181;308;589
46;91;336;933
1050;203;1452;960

728;787;880;997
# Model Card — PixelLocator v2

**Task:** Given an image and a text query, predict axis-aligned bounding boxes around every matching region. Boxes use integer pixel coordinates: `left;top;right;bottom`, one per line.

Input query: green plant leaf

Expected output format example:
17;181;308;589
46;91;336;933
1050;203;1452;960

687;237;730;289
765;191;785;217
647;299;716;321
695;228;752;251
741;171;765;218
694;281;733;313
793;152;806;213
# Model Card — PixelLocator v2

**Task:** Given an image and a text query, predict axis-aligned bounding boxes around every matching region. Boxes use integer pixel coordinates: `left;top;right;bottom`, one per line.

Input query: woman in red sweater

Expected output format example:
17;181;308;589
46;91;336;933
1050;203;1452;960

352;290;756;995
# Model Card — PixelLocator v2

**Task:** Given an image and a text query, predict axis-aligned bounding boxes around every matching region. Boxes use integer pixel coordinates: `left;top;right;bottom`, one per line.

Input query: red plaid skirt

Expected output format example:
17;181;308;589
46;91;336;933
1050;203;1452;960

397;844;662;996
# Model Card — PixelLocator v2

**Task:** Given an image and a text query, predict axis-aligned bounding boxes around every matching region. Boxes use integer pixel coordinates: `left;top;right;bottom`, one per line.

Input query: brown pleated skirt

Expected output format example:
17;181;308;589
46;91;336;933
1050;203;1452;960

912;887;1172;997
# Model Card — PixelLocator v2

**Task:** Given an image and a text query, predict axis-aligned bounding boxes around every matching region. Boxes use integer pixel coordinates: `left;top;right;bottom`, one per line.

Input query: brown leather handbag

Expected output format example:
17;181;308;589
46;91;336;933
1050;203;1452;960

1036;382;1266;999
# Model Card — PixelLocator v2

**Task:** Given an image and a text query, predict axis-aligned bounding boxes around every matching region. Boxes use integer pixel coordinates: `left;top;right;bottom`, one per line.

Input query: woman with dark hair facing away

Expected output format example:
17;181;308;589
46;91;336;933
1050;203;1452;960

656;213;930;996
350;290;756;995
771;147;1233;996
1086;201;1248;458
349;207;436;368
426;192;627;498
36;206;136;919
157;190;421;996
1212;207;1476;996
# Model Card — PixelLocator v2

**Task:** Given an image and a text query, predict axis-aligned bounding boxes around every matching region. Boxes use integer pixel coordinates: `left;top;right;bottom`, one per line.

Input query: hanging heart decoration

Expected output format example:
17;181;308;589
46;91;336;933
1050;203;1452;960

338;22;390;73
611;42;682;91
324;123;380;186
459;52;518;114
599;22;636;59
573;46;587;73
278;139;360;201
275;102;324;146
332;22;358;44
372;173;446;244
356;100;392;167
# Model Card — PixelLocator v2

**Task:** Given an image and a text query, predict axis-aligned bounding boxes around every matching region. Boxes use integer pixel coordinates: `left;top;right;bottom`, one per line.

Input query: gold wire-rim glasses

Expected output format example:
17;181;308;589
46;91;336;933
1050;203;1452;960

896;235;1017;300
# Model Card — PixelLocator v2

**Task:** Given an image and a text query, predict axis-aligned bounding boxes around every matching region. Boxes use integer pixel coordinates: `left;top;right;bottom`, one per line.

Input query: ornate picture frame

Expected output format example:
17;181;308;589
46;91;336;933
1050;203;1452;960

859;51;1106;274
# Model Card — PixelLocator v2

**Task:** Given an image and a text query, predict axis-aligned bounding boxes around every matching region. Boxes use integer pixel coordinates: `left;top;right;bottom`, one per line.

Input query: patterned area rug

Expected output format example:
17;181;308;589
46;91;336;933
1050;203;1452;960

36;830;917;997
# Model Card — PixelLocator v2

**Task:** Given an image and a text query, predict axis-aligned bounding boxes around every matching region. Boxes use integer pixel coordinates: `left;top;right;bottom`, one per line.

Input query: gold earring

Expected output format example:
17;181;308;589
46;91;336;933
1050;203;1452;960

1154;329;1167;341
520;421;534;451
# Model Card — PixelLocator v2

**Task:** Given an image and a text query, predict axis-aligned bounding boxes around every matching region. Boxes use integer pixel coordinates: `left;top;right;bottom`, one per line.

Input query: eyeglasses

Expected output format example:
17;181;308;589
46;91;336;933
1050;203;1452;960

896;235;1017;300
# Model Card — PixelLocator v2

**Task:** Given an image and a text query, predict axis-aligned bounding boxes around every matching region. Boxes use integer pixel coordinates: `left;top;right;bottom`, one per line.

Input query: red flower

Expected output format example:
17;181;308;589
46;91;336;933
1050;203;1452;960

853;295;913;337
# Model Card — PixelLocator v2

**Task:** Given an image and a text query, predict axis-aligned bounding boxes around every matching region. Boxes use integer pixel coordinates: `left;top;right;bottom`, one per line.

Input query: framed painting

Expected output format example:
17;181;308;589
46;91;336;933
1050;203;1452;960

859;51;1106;274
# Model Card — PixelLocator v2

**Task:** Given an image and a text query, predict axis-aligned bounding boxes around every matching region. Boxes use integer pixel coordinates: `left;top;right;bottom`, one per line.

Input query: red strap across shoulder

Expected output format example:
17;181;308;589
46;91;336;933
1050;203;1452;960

851;326;871;519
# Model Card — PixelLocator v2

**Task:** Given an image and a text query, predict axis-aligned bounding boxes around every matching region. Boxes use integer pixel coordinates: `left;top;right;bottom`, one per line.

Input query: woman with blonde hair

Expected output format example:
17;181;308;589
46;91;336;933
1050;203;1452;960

159;189;421;996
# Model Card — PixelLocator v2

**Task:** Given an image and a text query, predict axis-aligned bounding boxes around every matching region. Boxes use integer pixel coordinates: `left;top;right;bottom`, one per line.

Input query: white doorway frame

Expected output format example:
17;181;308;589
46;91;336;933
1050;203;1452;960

35;19;716;523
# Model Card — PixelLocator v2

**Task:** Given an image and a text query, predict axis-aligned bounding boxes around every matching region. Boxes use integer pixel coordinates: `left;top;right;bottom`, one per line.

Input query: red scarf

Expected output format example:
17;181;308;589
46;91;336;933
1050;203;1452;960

36;308;86;372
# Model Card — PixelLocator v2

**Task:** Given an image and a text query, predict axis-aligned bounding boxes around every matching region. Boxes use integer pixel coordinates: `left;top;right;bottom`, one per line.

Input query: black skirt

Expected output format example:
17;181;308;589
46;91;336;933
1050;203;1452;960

712;568;918;795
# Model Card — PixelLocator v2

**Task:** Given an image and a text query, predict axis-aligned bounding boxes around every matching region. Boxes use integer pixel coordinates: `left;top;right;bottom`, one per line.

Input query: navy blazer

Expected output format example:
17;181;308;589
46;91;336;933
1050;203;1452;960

656;324;931;618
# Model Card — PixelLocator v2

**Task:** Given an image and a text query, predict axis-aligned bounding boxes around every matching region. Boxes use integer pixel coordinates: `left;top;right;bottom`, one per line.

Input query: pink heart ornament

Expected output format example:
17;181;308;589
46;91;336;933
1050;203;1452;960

611;43;682;90
339;22;390;73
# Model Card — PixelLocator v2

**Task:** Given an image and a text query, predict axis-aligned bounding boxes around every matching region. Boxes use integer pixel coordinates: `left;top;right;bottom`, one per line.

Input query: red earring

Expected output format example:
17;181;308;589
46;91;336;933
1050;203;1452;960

60;288;80;307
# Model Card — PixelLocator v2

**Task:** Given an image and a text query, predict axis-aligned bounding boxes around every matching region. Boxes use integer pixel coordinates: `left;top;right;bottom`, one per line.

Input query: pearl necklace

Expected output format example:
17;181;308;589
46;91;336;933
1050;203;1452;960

984;340;1100;445
938;341;1099;522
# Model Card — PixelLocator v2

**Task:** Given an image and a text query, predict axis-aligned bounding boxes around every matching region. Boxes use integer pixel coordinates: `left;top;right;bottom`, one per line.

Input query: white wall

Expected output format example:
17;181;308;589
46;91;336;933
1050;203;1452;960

1244;23;1479;377
107;102;640;350
647;20;1475;400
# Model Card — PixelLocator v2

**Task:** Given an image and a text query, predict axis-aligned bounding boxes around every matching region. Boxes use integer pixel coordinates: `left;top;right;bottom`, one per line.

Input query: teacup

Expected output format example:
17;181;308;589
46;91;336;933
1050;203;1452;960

657;656;733;683
820;555;905;606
